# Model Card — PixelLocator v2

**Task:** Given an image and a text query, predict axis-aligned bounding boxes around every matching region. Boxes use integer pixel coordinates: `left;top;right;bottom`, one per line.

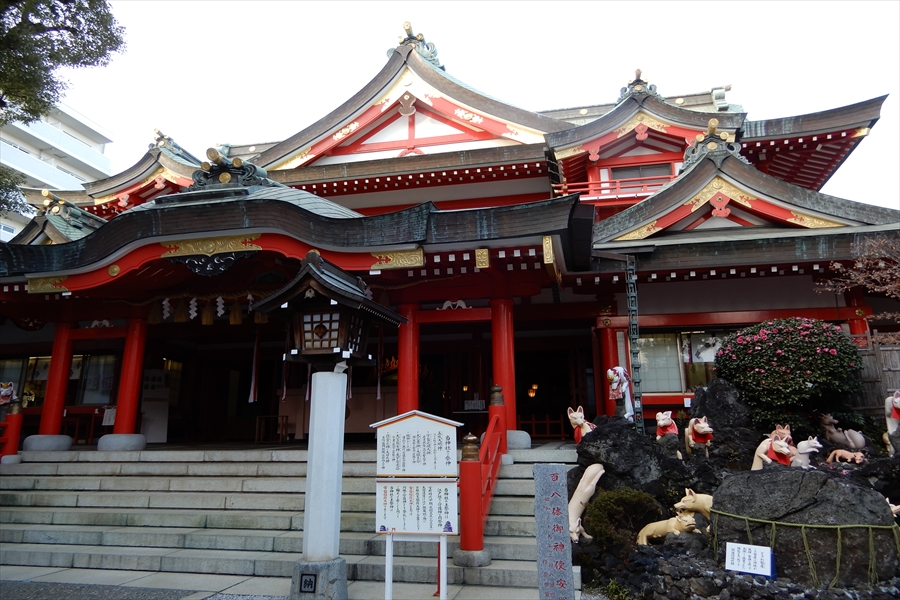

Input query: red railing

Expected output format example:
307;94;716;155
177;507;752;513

553;174;675;198
459;387;507;552
0;412;23;459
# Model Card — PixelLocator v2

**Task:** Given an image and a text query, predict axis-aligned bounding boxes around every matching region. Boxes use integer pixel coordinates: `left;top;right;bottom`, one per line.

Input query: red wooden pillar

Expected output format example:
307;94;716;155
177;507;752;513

39;322;73;435
490;298;516;431
844;291;870;341
397;304;419;414
599;326;618;417
114;318;148;434
590;327;604;415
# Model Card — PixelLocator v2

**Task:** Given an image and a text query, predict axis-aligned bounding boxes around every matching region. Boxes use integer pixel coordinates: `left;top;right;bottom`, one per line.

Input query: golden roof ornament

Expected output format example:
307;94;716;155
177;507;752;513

393;21;443;70
189;147;282;192
619;68;660;103
682;118;750;171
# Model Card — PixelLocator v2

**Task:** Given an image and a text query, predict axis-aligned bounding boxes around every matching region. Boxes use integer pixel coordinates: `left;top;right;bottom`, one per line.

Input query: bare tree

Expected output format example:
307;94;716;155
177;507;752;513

820;236;900;345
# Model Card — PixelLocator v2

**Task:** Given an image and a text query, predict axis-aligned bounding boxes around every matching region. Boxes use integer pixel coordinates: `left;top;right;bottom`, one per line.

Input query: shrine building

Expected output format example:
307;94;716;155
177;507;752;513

1;26;898;448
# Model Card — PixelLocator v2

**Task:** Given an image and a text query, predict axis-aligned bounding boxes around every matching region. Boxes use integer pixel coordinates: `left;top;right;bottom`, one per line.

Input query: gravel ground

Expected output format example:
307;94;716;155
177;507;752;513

0;581;287;600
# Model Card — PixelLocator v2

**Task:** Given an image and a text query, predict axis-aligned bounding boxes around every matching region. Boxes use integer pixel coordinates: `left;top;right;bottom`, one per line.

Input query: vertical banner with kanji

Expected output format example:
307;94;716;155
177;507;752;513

534;463;575;600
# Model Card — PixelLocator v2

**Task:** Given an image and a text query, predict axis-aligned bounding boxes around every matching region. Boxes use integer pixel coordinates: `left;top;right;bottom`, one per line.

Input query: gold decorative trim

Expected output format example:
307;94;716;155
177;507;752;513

108;265;120;277
851;127;870;138
475;249;490;269
542;236;554;265
94;167;185;205
614;220;660;241
28;276;68;294
370;248;424;270
555;147;584;160
684;177;756;212
270;148;314;171
787;212;844;229
332;122;360;142
454;108;483;124
160;234;262;258
614;111;670;138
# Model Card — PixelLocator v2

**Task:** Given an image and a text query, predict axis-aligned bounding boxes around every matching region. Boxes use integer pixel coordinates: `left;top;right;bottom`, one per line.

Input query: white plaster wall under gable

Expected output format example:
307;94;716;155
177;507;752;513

617;276;845;315
414;112;464;137
618;146;663;158
362;116;408;144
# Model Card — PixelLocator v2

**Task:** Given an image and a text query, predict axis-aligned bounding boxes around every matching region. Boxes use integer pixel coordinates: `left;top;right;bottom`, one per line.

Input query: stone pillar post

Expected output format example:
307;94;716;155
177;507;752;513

291;369;349;600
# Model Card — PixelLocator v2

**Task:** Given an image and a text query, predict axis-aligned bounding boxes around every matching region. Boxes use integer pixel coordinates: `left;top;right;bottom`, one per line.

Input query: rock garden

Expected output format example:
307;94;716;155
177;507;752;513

569;318;900;600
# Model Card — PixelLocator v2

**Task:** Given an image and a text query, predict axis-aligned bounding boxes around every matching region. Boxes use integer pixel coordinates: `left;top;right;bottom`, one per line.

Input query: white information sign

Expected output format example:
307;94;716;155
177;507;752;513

376;479;458;535
725;542;775;577
372;411;461;477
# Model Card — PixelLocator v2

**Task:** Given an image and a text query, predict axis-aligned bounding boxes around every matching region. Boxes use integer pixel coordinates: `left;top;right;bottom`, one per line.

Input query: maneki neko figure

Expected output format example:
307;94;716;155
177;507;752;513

607;366;634;422
0;382;16;422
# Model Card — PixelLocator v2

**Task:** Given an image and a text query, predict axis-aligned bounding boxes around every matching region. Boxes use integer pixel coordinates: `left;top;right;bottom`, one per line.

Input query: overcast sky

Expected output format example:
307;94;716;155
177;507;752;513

58;1;899;210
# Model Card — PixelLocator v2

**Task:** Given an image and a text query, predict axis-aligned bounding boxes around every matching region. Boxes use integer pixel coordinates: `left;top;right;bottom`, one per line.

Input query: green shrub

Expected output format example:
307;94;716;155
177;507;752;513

581;487;662;560
714;318;862;428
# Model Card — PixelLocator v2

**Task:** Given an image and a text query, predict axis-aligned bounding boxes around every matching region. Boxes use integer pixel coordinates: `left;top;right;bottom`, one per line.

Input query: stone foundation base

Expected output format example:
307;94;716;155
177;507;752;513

453;548;492;567
23;435;72;452
98;434;147;452
290;557;348;600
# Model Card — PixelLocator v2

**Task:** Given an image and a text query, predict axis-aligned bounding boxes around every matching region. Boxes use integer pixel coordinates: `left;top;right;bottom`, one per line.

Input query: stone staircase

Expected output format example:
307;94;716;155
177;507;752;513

0;442;579;593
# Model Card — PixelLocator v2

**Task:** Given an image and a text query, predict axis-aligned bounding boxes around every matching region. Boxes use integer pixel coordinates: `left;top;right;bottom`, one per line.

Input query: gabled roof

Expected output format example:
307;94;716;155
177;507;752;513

9;192;107;245
250;250;406;327
738;95;887;191
254;36;569;172
543;75;747;192
21;133;199;218
546;76;746;154
593;121;900;251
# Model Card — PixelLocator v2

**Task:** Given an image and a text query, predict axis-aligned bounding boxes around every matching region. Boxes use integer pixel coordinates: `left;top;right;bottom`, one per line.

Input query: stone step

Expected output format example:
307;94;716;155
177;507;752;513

0;523;539;561
0;542;571;587
0;461;376;478
0;476;383;494
13;449;380;464
0;506;538;538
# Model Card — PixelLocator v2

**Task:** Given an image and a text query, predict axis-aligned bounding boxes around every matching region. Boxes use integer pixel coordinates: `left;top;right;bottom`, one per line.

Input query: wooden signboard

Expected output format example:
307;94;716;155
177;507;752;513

371;410;462;477
370;410;463;600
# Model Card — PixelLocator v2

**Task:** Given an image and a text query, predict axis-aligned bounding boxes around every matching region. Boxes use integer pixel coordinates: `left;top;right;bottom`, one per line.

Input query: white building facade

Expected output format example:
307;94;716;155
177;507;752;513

1;103;113;240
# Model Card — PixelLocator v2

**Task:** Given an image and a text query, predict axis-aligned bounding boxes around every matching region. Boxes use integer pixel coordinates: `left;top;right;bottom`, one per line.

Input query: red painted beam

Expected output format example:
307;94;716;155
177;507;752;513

416;308;492;324
596;306;872;330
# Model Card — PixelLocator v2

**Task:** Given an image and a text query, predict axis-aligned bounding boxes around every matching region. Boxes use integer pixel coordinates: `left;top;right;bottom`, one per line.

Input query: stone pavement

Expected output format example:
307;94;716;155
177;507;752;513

1;565;568;599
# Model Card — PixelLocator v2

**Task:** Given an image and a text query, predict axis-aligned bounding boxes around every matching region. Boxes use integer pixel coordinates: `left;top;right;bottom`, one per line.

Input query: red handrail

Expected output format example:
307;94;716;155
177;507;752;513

459;386;507;553
553;174;675;197
0;413;23;458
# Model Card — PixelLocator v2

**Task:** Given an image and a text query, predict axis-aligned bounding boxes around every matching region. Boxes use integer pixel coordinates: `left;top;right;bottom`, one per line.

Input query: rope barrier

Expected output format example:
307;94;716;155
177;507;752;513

709;507;900;589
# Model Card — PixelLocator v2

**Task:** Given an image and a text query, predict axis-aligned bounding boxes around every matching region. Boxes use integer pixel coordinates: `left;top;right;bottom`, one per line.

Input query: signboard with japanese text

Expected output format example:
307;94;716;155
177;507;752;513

375;479;458;535
371;411;462;477
534;463;575;600
725;542;775;577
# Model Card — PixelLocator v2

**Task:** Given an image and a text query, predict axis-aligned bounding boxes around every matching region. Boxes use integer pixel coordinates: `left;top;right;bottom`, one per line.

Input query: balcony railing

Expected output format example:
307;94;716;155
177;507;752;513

553;174;676;199
7;119;111;179
0;140;86;189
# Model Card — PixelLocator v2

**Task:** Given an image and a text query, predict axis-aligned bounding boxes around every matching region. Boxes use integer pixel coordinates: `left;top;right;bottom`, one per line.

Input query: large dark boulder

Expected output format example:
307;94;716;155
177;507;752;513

712;468;899;588
578;417;721;510
691;379;752;429
690;379;768;470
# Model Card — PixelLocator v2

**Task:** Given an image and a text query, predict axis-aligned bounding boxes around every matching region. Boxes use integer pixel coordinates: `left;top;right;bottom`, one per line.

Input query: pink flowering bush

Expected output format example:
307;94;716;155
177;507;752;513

714;318;862;430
